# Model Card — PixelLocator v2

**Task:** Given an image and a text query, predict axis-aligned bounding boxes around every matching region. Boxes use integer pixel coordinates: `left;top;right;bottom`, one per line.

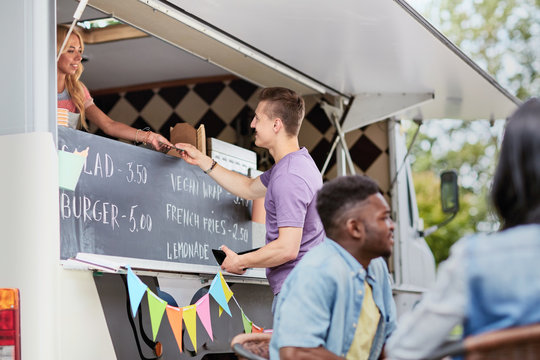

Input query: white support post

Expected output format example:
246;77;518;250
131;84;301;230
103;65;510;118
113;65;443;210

332;114;356;175
0;1;59;359
320;100;357;176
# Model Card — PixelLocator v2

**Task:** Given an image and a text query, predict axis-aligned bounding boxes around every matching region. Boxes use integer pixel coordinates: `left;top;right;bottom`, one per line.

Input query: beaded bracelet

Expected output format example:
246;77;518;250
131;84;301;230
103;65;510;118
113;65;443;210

135;129;142;143
204;160;218;174
143;131;152;145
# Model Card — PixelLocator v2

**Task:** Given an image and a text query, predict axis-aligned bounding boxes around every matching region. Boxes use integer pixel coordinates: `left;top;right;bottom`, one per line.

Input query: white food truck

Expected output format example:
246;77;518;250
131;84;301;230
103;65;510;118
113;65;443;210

0;0;518;359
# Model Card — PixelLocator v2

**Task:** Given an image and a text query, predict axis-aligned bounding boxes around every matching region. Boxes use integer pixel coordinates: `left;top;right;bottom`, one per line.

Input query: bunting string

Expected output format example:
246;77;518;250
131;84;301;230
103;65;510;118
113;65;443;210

124;266;266;354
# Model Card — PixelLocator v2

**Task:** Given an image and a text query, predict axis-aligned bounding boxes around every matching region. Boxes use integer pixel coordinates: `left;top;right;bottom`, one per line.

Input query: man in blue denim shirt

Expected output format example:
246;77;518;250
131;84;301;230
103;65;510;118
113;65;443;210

270;175;397;360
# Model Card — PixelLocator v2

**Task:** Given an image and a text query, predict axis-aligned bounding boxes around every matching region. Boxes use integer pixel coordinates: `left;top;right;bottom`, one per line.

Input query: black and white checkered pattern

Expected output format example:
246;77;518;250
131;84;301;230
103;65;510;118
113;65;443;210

92;77;390;195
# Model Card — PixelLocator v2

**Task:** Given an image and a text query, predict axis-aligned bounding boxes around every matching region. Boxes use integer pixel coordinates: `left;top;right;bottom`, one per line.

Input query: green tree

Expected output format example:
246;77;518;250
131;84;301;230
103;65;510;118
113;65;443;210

407;0;538;264
408;120;500;264
423;0;539;99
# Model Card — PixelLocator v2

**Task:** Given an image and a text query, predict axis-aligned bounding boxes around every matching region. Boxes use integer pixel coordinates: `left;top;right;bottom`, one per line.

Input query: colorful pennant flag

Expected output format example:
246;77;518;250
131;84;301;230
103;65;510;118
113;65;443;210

195;294;213;340
183;305;198;352
208;273;231;316
218;272;234;317
166;305;183;353
125;267;264;354
147;289;168;341
126;266;148;317
241;311;253;334
252;324;264;333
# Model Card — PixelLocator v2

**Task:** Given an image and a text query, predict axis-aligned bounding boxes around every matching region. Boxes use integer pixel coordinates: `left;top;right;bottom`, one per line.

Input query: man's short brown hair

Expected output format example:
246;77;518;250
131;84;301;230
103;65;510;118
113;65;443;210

259;87;305;136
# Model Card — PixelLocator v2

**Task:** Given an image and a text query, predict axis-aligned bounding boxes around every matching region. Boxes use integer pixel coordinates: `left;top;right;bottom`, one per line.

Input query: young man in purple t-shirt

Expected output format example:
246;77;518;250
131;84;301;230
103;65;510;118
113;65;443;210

175;87;325;299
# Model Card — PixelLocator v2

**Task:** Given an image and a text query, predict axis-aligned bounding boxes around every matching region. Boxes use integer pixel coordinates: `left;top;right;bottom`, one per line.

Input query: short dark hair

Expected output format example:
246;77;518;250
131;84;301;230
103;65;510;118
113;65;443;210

491;97;540;229
316;175;380;237
258;87;305;136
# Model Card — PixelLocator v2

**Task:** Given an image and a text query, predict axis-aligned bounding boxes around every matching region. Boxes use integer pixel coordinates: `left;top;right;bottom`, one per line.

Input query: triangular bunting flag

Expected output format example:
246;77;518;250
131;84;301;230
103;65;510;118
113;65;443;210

195;294;213;340
147;289;168;341
241;311;253;334
219;272;234;298
183;305;198;352
252;324;264;333
166;305;183;353
126;266;148;317
208;273;231;316
218;272;234;317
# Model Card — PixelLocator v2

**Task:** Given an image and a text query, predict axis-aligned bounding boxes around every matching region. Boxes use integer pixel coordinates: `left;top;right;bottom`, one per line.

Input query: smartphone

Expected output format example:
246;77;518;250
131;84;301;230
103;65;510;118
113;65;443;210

211;247;260;265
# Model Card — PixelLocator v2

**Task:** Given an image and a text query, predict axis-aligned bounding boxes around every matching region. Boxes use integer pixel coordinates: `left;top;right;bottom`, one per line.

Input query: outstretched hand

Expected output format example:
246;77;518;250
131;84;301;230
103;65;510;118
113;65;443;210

148;132;174;152
220;245;247;275
174;142;213;170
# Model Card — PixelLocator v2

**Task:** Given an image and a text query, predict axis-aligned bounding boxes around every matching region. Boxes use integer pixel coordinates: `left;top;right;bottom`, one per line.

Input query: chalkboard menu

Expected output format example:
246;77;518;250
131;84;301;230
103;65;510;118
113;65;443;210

58;127;253;266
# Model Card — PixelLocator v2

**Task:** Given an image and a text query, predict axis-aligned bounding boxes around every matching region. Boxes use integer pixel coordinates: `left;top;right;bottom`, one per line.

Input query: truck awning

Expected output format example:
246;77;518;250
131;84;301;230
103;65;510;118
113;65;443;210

83;0;520;126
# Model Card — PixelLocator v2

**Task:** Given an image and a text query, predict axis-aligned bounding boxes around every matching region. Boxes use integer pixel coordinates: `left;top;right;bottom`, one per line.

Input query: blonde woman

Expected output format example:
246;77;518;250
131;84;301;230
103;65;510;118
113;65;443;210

57;24;173;151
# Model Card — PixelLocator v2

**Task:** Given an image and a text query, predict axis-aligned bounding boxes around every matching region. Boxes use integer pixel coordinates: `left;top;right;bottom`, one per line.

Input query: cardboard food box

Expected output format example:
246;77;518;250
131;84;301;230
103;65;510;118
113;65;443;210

167;123;206;157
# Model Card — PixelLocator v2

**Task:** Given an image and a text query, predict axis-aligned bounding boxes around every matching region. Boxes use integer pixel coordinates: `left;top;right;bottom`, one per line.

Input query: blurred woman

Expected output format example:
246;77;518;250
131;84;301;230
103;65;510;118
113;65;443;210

57;24;172;151
386;98;540;359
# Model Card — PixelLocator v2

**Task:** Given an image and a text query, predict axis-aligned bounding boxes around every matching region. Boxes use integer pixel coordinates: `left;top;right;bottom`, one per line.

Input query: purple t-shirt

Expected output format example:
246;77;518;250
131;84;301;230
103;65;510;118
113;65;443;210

260;147;325;294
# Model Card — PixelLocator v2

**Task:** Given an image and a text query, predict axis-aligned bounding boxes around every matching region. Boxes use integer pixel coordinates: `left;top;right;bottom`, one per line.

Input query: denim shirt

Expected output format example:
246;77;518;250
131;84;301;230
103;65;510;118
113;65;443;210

270;239;397;359
466;224;540;335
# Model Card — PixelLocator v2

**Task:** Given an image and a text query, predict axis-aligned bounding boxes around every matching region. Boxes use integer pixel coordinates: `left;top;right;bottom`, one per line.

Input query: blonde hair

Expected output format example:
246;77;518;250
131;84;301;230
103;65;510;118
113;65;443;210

57;24;89;130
